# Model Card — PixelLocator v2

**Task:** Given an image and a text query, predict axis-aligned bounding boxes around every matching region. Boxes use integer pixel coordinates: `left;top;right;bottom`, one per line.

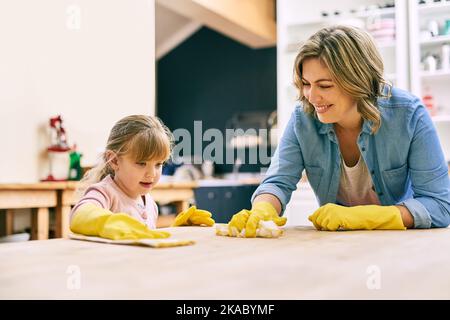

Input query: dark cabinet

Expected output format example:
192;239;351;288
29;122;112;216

194;185;259;223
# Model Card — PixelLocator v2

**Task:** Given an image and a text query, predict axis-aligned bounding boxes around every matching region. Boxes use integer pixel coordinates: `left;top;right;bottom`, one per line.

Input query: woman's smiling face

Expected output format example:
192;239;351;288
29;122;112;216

302;57;359;126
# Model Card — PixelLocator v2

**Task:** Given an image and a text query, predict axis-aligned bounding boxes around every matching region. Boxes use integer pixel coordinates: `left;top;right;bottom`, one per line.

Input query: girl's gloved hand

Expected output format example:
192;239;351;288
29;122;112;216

70;204;171;240
172;206;215;227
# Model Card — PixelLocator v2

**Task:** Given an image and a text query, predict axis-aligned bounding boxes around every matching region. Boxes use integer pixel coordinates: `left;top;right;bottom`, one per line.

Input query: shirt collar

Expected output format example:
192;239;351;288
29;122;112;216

316;117;373;135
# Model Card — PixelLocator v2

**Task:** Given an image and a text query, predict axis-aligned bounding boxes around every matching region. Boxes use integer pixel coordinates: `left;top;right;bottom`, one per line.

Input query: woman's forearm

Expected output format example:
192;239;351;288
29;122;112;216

253;194;282;214
253;195;414;228
395;205;414;228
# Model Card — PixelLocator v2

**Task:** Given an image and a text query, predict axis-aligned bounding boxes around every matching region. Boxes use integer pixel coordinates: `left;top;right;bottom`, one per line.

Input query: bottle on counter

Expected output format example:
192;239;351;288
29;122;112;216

428;20;439;37
68;144;83;181
424;53;437;72
201;160;215;179
445;19;450;35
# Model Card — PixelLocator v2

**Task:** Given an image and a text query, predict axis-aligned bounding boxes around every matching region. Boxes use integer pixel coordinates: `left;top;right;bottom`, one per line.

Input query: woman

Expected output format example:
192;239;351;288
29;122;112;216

227;25;450;236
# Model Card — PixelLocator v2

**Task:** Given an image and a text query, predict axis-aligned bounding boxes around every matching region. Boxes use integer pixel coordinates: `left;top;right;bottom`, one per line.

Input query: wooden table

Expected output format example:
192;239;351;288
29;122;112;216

0;183;58;240
1;226;450;299
0;181;197;239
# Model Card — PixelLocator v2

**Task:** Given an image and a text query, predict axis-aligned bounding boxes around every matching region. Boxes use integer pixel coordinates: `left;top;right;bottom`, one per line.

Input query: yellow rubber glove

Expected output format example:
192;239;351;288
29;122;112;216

70;203;171;240
172;206;215;227
308;203;406;231
227;209;251;237
228;201;287;238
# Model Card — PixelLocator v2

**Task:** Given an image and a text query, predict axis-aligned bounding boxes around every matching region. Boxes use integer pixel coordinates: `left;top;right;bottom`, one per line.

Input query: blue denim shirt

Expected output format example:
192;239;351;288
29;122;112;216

253;87;450;228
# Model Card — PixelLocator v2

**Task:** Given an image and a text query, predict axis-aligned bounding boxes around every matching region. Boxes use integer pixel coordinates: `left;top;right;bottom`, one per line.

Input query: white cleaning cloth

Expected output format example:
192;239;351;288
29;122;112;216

215;220;283;238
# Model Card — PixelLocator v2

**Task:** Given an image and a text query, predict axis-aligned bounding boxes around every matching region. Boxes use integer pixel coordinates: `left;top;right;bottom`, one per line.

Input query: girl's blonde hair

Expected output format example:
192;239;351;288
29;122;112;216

76;115;173;198
293;25;391;133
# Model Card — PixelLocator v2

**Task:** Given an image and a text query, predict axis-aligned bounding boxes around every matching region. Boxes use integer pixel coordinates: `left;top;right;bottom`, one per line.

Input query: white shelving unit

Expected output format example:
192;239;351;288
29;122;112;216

409;1;450;112
420;34;450;46
420;69;450;79
415;0;450;14
408;0;450;161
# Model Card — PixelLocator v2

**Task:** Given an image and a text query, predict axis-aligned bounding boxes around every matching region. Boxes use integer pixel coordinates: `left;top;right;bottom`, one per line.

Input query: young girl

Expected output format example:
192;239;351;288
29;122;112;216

70;115;213;241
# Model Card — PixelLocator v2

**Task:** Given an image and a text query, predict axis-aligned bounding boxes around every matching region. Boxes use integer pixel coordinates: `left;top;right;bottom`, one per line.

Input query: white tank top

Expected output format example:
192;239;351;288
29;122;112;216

336;156;381;206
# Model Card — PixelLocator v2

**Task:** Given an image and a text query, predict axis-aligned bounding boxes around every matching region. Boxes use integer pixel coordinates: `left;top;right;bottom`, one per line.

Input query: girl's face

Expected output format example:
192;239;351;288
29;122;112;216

301;57;361;129
109;153;164;199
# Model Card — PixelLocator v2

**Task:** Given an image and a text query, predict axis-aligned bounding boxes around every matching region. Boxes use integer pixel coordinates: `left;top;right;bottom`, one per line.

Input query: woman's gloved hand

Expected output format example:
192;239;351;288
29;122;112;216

308;203;406;231
172;206;215;227
70;203;171;240
228;201;287;238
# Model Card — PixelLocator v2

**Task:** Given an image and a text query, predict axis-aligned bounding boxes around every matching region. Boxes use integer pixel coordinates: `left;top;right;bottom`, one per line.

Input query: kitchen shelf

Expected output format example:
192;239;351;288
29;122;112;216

418;1;450;14
421;69;450;80
420;35;450;46
287;29;397;53
285;6;399;53
410;0;450;98
354;6;395;17
286;6;396;29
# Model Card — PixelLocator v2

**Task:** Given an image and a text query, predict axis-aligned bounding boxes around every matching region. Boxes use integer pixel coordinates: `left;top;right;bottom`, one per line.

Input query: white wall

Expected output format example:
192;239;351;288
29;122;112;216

0;0;156;183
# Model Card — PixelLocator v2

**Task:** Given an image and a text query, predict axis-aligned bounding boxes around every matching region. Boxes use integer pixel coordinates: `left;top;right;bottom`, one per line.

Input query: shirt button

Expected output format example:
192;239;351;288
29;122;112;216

371;170;375;175
361;147;366;152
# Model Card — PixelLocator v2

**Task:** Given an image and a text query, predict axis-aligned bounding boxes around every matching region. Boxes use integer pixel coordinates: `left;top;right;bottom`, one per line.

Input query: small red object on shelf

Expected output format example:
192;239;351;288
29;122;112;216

422;87;437;117
41;115;72;182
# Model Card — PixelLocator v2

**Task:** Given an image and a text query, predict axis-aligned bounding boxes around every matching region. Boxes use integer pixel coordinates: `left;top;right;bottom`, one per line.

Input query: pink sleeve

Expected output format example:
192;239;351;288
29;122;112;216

70;186;111;222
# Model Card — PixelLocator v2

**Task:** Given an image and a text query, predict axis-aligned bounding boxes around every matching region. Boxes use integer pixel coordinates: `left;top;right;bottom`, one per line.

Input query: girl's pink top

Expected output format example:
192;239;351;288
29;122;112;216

71;175;158;229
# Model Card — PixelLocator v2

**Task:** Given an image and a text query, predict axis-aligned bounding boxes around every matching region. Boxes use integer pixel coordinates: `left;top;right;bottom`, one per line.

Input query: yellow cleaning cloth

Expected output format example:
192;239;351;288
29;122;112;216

69;233;195;248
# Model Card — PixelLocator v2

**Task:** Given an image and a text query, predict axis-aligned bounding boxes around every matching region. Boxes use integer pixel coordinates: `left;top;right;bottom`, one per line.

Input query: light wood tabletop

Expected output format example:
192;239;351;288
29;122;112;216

1;226;450;299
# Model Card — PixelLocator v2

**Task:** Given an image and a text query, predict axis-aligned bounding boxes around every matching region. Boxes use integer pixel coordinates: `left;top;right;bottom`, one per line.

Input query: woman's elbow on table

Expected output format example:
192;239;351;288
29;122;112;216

432;214;450;228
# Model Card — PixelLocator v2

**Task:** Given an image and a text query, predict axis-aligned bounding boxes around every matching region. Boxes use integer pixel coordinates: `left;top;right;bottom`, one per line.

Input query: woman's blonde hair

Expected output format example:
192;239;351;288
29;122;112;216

76;115;173;198
293;25;391;133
